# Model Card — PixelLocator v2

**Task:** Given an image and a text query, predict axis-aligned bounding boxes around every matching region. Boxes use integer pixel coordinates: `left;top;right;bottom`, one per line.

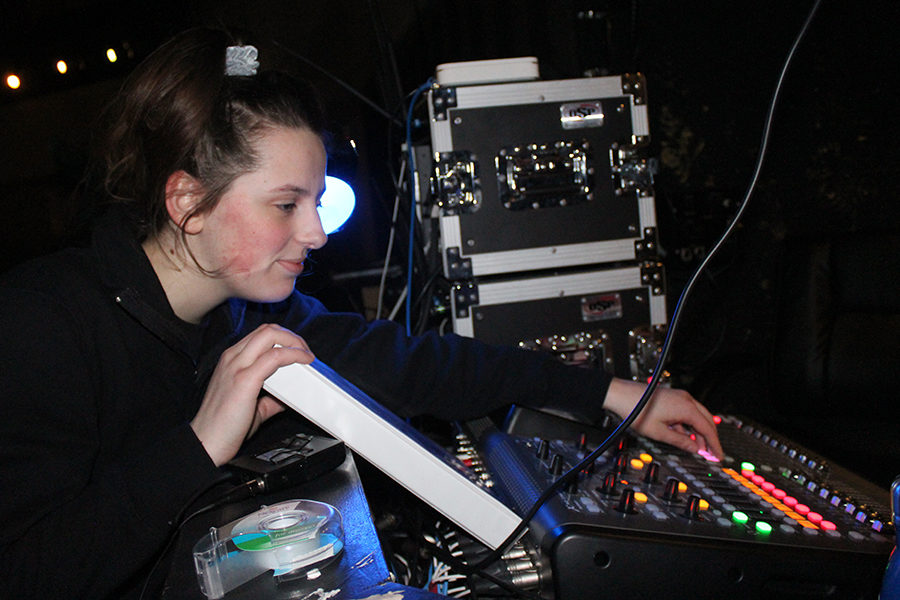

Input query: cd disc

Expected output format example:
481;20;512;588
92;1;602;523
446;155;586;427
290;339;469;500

193;499;345;599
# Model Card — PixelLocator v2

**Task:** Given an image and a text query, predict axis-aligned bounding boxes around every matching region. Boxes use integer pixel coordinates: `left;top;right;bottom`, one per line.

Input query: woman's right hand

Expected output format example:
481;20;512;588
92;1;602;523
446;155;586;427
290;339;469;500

190;324;315;466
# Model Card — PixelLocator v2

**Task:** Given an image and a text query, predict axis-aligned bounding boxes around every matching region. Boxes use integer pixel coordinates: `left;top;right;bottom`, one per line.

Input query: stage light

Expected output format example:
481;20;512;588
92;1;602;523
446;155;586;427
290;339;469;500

106;48;118;63
5;74;21;90
318;175;356;235
56;60;68;74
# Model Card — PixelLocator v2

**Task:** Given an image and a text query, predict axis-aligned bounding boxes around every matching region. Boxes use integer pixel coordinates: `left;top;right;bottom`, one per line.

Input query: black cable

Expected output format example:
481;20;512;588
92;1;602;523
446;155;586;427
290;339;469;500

138;471;239;599
462;0;823;577
272;40;402;127
422;538;546;600
364;0;406;111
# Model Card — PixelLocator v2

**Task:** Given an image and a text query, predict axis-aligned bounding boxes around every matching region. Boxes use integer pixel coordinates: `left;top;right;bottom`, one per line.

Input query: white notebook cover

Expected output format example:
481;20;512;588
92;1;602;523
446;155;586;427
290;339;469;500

264;359;523;549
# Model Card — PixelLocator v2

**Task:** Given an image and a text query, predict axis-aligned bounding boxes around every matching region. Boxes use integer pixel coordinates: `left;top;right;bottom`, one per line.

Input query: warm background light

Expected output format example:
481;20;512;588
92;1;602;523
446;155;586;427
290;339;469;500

5;74;21;90
106;48;117;63
56;60;68;74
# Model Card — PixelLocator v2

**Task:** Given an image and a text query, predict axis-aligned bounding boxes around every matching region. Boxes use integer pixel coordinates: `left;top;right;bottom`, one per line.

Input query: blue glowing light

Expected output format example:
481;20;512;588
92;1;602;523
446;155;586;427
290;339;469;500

318;176;356;235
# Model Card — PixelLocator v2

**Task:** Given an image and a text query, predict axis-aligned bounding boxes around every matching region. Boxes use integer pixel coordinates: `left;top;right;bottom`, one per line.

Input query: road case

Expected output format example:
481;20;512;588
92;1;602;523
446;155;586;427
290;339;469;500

450;263;667;380
424;72;657;281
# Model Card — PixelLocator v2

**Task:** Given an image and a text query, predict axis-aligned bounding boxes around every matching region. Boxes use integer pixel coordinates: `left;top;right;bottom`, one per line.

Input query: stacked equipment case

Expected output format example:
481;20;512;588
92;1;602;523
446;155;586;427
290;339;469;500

418;59;667;380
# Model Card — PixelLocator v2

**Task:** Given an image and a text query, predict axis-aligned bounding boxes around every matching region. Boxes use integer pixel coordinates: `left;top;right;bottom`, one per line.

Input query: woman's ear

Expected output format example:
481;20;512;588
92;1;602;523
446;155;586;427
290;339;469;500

164;171;206;234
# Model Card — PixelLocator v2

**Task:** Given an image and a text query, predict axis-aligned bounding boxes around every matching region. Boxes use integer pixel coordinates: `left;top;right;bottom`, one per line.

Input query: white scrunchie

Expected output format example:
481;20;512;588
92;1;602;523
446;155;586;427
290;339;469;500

225;45;259;77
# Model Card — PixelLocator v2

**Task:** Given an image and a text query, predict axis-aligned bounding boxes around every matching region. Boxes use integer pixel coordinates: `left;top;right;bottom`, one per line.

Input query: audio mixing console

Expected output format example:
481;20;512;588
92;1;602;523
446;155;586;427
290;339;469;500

457;409;894;599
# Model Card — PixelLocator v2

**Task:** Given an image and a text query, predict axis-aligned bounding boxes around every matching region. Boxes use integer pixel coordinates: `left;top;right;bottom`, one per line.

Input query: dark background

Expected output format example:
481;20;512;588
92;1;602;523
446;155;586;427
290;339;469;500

2;0;898;485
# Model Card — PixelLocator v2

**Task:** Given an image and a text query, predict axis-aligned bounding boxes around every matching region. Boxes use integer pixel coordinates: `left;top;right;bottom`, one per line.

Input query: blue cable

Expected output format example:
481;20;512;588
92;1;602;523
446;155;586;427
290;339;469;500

405;78;435;337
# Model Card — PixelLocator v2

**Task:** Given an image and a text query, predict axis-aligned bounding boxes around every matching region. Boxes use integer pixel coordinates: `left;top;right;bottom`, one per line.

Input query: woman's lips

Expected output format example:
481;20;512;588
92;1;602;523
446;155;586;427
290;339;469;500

277;259;305;275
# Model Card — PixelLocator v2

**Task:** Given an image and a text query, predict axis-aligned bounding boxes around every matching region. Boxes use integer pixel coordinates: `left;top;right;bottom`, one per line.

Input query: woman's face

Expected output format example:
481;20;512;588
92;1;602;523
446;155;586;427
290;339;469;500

191;126;329;304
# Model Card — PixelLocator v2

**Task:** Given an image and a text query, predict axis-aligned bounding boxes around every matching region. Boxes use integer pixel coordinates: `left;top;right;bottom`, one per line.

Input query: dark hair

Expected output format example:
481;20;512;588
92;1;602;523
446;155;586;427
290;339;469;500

95;28;327;239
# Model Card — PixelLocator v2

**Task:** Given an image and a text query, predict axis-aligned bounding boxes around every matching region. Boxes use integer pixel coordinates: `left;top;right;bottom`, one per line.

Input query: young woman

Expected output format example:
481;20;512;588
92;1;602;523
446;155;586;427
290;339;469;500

0;28;722;599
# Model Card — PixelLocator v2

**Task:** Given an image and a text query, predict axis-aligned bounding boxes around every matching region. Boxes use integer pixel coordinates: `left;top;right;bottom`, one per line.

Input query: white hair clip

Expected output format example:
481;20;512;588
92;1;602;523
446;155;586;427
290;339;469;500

225;45;259;77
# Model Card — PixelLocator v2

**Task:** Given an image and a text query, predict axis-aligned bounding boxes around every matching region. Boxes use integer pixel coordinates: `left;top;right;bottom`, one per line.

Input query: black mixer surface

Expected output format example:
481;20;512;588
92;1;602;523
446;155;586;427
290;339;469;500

461;409;893;599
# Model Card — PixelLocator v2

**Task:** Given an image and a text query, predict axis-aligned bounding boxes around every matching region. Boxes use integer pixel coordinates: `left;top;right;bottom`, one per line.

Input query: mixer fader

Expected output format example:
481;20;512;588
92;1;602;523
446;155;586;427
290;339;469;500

459;409;893;599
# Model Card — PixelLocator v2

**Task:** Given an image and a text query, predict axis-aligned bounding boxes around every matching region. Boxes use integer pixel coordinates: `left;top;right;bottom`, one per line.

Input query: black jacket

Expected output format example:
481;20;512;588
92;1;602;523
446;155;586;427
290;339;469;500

0;208;611;599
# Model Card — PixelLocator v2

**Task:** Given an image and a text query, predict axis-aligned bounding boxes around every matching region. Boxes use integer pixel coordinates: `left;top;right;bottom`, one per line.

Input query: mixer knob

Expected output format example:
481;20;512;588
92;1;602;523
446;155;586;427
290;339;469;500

598;472;618;496
684;495;703;520
577;432;588;453
566;477;580;495
616;489;638;514
644;462;660;485
663;477;681;503
615;453;630;473
581;459;596;476
599;413;614;429
550;453;564;476
537;439;550;460
616;436;629;454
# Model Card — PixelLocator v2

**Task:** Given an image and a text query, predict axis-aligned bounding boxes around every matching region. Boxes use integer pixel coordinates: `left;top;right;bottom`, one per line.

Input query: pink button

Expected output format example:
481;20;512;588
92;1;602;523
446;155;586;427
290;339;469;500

741;469;754;478
751;474;765;485
795;503;810;515
820;520;837;531
807;512;823;524
762;482;775;492
783;496;798;507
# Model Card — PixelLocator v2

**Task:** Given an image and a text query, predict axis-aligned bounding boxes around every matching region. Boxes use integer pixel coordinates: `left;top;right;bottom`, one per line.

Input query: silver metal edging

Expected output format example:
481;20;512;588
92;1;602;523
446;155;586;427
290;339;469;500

428;89;454;153
476;266;642;306
638;193;657;230
453;76;627;110
468;240;637;276
631;103;650;137
650;294;667;325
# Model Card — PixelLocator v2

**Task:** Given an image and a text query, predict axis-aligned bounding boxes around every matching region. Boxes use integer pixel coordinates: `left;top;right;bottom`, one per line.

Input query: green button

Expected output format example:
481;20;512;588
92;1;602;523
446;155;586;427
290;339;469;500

732;511;749;524
755;521;773;535
740;462;756;472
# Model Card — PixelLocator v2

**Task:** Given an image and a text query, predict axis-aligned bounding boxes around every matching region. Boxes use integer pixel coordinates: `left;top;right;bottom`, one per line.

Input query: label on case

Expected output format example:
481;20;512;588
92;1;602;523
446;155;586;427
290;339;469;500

560;101;605;129
581;293;623;321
